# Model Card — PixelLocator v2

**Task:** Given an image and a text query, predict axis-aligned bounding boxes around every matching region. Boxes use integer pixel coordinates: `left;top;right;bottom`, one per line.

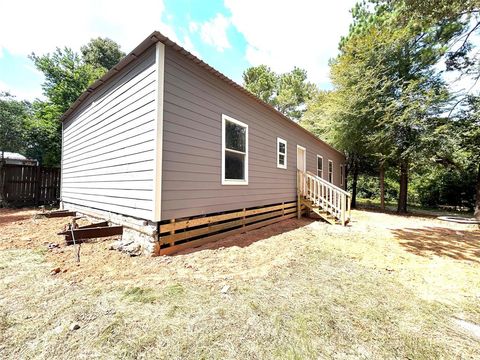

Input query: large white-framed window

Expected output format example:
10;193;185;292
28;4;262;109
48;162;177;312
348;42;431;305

328;160;333;183
340;164;344;186
277;137;287;169
317;155;323;178
222;114;248;185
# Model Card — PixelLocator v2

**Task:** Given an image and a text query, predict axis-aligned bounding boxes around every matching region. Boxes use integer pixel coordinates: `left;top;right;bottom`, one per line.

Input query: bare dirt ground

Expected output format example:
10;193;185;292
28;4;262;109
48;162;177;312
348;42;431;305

0;208;479;359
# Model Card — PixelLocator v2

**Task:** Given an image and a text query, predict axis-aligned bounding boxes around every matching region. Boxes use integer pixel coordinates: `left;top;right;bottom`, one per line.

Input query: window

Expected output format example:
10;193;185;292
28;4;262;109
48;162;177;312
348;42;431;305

277;138;287;169
340;164;344;186
328;160;333;183
317;155;323;178
222;114;248;185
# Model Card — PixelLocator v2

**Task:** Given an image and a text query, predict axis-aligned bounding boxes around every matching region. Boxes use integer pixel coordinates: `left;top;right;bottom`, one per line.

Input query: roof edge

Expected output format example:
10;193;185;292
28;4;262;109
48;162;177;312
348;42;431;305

60;31;345;158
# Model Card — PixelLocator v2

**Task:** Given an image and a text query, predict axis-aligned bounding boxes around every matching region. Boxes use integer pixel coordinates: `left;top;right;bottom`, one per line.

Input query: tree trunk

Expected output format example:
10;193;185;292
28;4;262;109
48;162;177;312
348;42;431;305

351;164;359;209
475;162;480;220
397;160;408;214
379;163;385;211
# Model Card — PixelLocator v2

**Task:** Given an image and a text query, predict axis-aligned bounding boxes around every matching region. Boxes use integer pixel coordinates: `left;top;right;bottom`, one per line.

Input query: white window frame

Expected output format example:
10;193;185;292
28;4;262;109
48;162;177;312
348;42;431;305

340;164;344;186
328;159;333;183
221;114;248;185
276;137;287;169
316;155;323;178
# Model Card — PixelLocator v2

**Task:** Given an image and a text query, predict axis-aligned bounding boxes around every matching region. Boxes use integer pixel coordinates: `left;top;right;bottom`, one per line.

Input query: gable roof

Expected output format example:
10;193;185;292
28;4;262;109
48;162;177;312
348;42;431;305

60;31;344;157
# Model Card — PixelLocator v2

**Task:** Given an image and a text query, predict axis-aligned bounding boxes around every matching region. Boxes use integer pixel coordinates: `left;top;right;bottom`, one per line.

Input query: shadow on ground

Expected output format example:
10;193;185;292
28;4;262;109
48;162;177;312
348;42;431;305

178;218;315;255
392;227;480;263
0;212;32;226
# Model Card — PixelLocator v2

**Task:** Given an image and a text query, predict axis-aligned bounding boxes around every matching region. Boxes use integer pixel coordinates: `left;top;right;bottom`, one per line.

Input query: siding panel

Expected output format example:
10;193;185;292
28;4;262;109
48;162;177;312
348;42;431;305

161;47;345;220
61;47;157;220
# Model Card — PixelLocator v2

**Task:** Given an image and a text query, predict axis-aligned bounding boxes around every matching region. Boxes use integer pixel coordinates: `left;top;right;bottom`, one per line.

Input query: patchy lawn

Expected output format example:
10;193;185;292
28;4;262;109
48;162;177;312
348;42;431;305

0;208;479;359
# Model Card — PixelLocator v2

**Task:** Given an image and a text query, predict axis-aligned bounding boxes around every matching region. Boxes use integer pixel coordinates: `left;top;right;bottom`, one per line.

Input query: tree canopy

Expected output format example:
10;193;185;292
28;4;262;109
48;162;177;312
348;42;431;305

81;37;126;71
301;0;479;215
23;37;125;166
243;65;317;121
0;92;30;158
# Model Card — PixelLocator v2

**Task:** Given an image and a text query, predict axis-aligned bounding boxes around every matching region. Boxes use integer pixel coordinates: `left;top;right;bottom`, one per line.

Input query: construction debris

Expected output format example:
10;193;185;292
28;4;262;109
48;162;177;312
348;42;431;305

43;210;77;218
58;222;122;245
109;239;142;256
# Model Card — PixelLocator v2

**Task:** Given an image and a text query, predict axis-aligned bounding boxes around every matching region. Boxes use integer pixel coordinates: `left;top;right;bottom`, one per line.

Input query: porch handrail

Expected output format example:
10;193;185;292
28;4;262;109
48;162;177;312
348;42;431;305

297;170;352;225
306;171;350;196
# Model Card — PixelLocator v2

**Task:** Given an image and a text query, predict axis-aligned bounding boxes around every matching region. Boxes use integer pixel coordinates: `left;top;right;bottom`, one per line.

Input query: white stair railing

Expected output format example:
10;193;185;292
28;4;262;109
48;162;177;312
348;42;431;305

297;170;352;225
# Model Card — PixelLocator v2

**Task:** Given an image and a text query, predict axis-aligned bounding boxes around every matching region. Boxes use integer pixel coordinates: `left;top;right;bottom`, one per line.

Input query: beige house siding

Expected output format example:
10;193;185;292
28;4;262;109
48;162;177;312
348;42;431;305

61;47;159;220
161;46;345;220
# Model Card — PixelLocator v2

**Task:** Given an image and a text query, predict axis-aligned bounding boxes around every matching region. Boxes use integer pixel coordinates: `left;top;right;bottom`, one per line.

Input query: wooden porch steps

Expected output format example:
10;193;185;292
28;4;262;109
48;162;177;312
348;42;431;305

297;170;352;226
301;199;337;225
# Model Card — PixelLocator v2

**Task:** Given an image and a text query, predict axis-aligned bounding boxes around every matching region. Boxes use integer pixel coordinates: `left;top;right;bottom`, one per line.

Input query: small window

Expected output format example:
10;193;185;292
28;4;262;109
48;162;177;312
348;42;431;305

340;164;344;186
222;115;248;185
277;138;287;169
317;155;323;178
328;160;333;183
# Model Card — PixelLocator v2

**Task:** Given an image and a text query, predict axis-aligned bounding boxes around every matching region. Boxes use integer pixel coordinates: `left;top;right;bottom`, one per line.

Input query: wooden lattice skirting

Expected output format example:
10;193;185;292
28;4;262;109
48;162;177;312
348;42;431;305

158;201;306;255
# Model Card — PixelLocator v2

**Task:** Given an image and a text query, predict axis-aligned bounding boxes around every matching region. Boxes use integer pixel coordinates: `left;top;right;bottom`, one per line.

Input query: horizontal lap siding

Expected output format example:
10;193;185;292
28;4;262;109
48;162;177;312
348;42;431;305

161;48;345;220
61;47;157;221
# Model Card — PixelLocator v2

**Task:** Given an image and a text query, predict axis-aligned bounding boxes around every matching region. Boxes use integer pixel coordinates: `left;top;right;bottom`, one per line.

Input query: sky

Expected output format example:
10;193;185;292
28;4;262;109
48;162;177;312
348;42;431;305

0;0;358;101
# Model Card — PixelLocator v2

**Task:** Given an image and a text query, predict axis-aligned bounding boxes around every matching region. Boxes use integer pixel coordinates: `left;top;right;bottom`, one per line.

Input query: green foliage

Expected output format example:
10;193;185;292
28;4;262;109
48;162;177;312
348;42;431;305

242;65;277;104
30;48;106;114
413;165;476;209
275;67;317;120
302;0;462;212
242;65;317;120
0;92;30;157
81;37;125;71
300;91;334;142
24;101;62;166
24;38;125;165
357;174;398;202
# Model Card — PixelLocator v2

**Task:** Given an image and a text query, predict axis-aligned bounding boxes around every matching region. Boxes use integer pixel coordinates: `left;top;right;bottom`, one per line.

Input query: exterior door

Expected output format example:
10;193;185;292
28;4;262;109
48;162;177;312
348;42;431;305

297;145;306;173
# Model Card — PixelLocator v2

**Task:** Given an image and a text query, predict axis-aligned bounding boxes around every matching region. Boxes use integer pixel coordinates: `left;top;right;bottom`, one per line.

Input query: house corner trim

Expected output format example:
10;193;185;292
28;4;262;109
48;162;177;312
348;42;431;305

153;42;165;222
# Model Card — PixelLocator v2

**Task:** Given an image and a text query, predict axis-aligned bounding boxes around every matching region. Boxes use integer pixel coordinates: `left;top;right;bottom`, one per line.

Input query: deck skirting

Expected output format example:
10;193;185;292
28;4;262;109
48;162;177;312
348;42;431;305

158;201;306;255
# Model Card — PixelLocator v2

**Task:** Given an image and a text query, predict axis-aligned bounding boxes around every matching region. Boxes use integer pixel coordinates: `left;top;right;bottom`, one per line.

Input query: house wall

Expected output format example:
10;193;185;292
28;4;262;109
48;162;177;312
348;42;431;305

61;46;159;221
161;47;345;220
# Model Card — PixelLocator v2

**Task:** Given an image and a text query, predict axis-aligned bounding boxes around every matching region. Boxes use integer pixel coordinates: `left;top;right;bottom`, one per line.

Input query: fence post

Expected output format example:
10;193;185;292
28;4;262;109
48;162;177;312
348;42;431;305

34;166;41;206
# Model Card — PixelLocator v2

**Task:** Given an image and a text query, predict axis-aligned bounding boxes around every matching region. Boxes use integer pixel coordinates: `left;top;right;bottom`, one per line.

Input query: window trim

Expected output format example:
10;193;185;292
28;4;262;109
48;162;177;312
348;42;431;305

221;114;249;185
276;137;287;169
328;159;333;183
316;155;323;178
340;164;344;186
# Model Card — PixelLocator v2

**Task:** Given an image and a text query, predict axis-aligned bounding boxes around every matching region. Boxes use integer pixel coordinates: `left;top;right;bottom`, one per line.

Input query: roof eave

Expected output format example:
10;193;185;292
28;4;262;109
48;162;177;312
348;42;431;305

59;31;345;158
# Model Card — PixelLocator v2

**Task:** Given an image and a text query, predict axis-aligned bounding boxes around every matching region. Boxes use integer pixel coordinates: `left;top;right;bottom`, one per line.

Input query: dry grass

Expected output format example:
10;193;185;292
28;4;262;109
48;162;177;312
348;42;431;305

0;208;479;359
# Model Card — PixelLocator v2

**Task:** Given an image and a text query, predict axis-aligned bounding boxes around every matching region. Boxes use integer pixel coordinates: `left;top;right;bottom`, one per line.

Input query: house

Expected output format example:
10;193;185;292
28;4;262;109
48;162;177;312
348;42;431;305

60;31;351;255
1;152;38;166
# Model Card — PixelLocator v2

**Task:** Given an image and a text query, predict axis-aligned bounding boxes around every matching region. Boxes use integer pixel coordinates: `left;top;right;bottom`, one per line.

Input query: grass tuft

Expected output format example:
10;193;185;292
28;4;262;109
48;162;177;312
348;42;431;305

163;283;184;297
122;287;158;303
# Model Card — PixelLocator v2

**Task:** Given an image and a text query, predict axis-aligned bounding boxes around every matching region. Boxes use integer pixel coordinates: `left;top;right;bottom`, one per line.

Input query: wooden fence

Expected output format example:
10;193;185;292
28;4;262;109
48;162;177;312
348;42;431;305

0;164;61;206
